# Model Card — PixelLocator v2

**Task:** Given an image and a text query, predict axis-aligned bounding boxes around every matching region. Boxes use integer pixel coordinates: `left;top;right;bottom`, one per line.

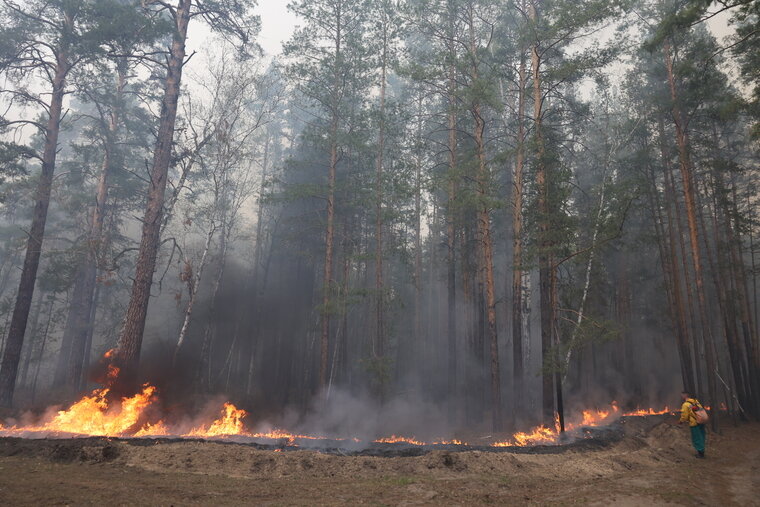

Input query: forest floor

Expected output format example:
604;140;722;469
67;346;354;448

0;417;757;506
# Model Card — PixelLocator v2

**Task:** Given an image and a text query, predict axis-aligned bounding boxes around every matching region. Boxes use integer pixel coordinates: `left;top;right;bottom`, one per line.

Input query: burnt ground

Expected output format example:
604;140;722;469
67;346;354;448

0;417;757;506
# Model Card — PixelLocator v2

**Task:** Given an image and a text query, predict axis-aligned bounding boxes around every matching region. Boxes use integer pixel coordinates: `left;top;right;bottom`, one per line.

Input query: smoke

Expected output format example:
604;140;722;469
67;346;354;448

277;386;452;445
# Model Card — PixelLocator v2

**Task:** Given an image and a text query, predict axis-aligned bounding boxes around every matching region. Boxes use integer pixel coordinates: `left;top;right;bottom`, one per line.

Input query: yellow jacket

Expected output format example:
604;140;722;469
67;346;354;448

680;398;703;427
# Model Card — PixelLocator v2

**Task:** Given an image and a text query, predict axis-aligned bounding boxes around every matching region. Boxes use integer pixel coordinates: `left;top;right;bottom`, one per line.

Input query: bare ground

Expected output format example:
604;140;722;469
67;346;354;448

0;418;758;506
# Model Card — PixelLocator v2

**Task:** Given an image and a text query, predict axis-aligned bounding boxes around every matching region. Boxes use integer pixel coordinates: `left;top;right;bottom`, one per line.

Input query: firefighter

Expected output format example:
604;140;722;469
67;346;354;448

678;391;706;458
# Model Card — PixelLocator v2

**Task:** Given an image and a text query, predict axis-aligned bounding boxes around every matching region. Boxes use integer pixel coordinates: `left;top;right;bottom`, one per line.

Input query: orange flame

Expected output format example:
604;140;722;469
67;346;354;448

134;420;169;437
185;403;248;437
374;435;426;446
493;425;556;447
0;359;677;452
622;406;671;416
0;384;158;437
580;408;611;426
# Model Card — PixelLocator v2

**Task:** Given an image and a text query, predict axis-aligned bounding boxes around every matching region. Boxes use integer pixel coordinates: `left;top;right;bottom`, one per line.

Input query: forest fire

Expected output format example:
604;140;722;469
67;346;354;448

0;384;158;437
0;350;674;446
0;375;675;448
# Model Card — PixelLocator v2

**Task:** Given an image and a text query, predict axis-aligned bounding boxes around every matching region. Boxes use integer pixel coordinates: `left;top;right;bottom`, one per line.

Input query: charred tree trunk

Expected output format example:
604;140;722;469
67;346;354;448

114;0;192;392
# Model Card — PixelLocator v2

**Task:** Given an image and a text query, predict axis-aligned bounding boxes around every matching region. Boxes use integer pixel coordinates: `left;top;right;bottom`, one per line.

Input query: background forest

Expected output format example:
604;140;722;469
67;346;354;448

0;0;757;439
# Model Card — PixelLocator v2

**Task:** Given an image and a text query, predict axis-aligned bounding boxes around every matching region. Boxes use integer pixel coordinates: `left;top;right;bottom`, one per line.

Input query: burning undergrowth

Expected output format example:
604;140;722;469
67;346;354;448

0;351;675;454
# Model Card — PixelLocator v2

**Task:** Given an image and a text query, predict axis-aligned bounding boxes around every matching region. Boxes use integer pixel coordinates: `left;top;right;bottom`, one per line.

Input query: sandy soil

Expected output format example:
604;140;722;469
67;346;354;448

0;418;758;506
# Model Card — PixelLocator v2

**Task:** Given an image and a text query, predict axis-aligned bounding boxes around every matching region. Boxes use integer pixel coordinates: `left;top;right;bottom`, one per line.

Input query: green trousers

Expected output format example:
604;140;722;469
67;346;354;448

690;424;706;452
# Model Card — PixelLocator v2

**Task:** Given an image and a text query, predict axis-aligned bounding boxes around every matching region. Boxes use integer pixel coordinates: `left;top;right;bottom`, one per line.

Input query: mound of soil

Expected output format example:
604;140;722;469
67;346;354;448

0;417;757;505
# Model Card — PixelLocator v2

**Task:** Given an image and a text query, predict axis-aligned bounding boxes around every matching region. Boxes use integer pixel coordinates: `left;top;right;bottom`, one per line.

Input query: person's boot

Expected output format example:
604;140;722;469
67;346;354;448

696;450;705;458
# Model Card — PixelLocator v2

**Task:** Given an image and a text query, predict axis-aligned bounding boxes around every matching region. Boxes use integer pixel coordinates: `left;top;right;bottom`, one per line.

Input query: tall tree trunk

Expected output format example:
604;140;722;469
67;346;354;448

698;177;746;414
31;298;55;404
462;224;479;424
173;222;216;365
446;50;458;425
657;119;696;393
338;221;352;386
19;292;45;390
562;176;607;383
414;94;424;380
114;0;192;391
54;264;87;389
0;33;70;407
664;132;704;397
727;175;760;414
66;63;127;390
529;0;554;427
663;40;719;429
250;214;278;394
245;134;272;396
198;224;229;391
318;5;342;392
467;11;500;432
511;47;527;424
374;16;388;364
78;284;99;391
749;192;758;350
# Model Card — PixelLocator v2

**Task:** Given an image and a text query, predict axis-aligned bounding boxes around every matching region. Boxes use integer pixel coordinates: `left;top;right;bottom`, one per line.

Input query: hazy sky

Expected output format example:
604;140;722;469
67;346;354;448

185;2;733;61
255;2;300;57
185;2;299;60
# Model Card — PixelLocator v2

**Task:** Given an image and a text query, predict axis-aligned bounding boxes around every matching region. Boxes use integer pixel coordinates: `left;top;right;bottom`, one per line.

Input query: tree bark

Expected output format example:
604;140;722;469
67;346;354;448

446;44;458;425
114;0;192;392
663;40;719;429
31;298;55;404
318;3;342;392
529;0;554;427
657;119;696;393
69;63;127;390
726;175;760;414
173;222;216;364
413;94;424;381
18;292;44;390
198;223;229;391
467;10;500;432
374;13;388;363
245;134;272;396
0;30;70;407
511;46;527;424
